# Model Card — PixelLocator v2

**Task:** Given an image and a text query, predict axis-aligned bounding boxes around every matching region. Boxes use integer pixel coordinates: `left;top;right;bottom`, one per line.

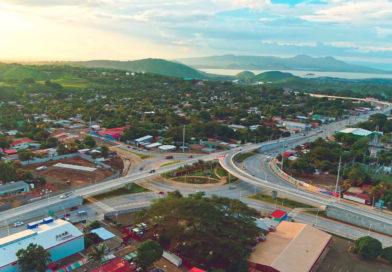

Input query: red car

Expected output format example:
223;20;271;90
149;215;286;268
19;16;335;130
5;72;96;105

158;191;165;195
70;206;78;211
188;155;193;158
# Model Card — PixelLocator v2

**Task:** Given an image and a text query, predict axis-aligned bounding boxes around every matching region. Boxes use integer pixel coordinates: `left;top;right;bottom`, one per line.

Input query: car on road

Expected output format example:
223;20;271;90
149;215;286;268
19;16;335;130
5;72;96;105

139;166;144;171
229;185;237;190
60;194;68;199
149;169;156;173
158;191;165;195
188;155;193;158
70;206;78;211
13;221;24;227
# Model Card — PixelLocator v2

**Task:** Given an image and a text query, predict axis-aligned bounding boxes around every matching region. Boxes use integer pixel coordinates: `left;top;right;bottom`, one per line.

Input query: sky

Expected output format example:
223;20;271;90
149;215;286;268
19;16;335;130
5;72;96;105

1;0;392;68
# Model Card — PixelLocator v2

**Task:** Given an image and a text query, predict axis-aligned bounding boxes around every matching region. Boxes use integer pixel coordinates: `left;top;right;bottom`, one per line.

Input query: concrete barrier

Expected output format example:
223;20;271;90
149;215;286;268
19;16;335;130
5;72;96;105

0;196;83;227
326;205;392;236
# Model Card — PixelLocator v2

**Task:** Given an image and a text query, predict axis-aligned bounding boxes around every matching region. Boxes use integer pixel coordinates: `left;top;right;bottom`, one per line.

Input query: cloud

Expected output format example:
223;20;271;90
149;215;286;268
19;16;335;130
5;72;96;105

0;0;391;64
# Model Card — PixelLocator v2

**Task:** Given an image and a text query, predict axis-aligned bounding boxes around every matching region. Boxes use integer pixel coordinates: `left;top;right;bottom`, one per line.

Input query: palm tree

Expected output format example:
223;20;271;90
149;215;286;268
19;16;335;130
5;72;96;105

87;244;106;272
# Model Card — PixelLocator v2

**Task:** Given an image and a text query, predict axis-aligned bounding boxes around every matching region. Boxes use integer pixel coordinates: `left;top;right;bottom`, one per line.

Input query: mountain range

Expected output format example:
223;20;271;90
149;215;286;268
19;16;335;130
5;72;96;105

177;55;391;74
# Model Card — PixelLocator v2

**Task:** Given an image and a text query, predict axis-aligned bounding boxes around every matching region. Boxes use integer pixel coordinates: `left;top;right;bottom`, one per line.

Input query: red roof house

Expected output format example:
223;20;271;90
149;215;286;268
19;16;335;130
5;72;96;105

270;209;288;221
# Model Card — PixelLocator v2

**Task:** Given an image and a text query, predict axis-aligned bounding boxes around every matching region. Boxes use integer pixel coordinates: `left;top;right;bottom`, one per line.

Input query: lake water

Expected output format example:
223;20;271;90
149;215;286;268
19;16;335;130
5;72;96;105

199;68;392;80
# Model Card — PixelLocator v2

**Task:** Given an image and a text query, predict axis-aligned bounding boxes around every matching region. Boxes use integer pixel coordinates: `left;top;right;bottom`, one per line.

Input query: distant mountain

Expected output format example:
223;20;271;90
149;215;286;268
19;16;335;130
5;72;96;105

70;59;207;79
177;55;391;74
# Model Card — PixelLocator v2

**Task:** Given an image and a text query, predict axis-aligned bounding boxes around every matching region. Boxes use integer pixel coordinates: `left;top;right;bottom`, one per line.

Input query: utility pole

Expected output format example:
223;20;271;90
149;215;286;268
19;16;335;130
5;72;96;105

281;141;285;169
182;125;185;153
335;156;342;194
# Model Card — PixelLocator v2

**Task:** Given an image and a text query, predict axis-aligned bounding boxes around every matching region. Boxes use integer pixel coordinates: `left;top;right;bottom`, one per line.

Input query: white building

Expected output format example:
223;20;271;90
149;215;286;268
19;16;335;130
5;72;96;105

283;121;311;131
0;219;84;272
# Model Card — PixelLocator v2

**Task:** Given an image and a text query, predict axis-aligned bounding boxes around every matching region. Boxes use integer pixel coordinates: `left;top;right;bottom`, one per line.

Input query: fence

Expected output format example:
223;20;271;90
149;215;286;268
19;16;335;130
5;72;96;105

20;153;79;166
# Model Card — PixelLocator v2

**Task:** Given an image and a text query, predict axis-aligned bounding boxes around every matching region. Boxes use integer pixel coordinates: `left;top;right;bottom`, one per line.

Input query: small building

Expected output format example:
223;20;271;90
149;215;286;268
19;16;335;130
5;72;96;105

283;121;311;132
10;139;40;150
270;209;287;222
0;219;84;272
248;221;332;272
0;181;30;196
337;128;383;138
134;135;153;146
158;145;176;152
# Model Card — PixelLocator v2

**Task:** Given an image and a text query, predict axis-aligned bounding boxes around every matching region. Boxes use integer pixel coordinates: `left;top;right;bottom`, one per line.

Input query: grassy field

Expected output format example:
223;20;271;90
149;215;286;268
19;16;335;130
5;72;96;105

90;183;149;200
216;167;228;177
250;193;327;217
119;147;151;159
159;161;181;168
234;152;256;163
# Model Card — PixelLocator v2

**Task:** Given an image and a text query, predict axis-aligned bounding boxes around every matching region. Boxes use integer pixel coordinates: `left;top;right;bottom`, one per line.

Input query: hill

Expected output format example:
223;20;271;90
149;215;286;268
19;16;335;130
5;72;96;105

69;59;207;79
177;55;390;74
251;71;296;82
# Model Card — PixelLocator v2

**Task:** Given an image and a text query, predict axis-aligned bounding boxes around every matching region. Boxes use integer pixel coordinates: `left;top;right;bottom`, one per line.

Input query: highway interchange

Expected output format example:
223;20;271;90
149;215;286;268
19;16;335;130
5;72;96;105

1;97;392;246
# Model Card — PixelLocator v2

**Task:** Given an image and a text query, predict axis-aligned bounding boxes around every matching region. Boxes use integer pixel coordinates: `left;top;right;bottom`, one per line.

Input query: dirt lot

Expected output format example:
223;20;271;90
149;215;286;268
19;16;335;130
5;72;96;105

292;173;338;191
25;156;116;191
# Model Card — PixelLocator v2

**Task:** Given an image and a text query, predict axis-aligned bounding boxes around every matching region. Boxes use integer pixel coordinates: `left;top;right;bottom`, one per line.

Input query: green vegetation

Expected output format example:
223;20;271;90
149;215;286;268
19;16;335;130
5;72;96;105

72;58;207;79
250;193;326;216
119;148;151;159
381;246;392;264
16;243;52;272
159;161;181;168
234;152;256;163
87;244;107;269
134;192;260;271
134;240;163;270
90;183;149;200
353;236;382;259
216;167;228;177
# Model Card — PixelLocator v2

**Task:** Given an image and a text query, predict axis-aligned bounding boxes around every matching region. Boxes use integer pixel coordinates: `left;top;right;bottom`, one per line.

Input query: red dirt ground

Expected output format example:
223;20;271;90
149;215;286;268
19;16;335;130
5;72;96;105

24;156;116;191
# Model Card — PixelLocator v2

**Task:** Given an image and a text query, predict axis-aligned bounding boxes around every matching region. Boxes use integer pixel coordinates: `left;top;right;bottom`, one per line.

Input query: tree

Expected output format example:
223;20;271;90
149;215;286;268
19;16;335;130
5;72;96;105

100;145;109;157
83;136;96;148
87;244;106;271
381;246;392;264
16;243;52;272
57;143;68;155
353;236;382;259
135;240;163;270
17;149;35;161
135;195;259;271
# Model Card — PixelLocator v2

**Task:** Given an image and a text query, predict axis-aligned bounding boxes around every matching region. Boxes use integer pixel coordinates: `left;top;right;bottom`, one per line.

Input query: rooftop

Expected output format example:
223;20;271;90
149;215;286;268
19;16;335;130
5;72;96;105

0;219;83;268
339;127;372;136
0;181;29;193
249;221;332;272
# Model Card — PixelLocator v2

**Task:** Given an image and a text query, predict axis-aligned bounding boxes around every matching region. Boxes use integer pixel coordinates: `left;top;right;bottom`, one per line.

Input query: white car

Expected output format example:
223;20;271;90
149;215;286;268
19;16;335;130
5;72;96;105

60;194;68;199
14;221;24;227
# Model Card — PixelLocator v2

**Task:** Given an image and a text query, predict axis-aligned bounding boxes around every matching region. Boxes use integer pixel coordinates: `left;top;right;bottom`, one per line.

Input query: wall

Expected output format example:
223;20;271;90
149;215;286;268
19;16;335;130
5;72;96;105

20;153;79;166
49;235;84;262
0;196;83;227
326;205;392;236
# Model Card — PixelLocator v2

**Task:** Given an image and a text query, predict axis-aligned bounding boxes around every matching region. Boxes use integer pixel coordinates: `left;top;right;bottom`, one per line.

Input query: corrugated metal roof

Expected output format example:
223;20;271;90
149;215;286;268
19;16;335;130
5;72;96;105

0;181;29;194
0;219;83;267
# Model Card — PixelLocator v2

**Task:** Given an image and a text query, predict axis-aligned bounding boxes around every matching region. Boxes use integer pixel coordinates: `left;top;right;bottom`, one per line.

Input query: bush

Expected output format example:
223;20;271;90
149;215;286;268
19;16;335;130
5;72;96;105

84;232;101;248
354;236;382;259
381;246;392;263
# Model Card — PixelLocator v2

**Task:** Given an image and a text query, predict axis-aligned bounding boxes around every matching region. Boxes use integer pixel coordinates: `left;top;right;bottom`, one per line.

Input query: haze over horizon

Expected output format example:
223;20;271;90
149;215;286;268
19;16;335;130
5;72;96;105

1;0;392;70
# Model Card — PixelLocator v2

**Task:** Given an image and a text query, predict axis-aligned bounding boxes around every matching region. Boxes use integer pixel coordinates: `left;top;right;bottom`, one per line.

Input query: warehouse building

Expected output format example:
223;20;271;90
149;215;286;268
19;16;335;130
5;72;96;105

0;218;84;272
283;121;311;132
337;128;383;138
0;181;29;197
248;221;331;272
